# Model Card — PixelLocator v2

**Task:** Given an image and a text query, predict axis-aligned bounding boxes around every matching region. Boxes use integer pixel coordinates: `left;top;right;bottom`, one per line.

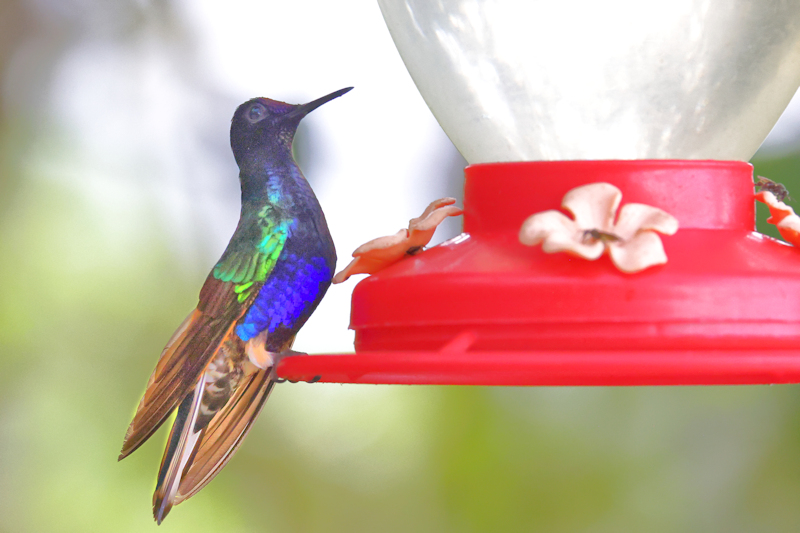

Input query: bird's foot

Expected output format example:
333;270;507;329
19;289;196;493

270;349;312;383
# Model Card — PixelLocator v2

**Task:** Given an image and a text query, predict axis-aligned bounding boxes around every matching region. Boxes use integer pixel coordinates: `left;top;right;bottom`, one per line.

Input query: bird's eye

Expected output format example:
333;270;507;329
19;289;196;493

247;104;267;123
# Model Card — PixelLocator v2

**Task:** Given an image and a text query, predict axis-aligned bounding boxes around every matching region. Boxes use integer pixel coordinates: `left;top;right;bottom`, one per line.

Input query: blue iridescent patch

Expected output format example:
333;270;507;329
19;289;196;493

236;254;332;342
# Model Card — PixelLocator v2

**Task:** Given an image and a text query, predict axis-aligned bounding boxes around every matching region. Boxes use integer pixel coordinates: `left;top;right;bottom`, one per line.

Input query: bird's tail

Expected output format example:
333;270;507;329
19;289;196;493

173;367;276;505
152;375;206;524
150;332;290;523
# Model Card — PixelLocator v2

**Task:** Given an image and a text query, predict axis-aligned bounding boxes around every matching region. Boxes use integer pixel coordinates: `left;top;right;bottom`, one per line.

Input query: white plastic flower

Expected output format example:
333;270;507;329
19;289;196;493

519;182;679;273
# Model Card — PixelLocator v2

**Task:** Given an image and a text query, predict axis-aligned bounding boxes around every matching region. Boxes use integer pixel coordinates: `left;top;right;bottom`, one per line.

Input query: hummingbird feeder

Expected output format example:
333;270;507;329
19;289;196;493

278;0;800;386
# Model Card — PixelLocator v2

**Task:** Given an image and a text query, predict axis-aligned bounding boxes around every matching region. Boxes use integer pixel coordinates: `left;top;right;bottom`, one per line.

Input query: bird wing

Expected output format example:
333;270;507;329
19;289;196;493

119;213;291;460
119;278;247;459
213;205;293;300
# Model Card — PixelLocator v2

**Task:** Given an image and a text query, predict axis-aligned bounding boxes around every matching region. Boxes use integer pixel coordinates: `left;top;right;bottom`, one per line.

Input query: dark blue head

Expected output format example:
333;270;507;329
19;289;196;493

230;87;352;169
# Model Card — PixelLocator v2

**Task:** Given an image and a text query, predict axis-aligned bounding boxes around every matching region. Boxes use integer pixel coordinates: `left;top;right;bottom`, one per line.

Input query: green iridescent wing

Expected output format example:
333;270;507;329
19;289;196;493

213;204;292;302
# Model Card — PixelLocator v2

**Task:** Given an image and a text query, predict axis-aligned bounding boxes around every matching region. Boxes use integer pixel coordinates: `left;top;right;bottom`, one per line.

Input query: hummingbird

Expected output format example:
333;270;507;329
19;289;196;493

118;87;351;523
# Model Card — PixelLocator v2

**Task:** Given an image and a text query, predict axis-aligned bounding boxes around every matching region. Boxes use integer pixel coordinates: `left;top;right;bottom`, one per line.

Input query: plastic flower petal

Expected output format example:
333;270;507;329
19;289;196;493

332;198;463;284
520;183;627;260
562;182;621;231
518;209;605;259
756;190;800;247
607;202;679;272
614;203;679;240
407;198;463;248
520;183;678;273
608;231;668;273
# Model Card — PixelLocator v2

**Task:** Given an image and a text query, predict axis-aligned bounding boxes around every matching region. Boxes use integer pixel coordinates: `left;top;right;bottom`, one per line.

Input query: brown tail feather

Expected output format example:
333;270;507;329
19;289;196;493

174;366;276;504
152;376;206;524
172;336;293;504
148;331;289;517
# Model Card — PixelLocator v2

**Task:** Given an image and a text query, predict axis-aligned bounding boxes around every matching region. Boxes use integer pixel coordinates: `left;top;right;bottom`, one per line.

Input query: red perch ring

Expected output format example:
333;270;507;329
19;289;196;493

277;160;800;386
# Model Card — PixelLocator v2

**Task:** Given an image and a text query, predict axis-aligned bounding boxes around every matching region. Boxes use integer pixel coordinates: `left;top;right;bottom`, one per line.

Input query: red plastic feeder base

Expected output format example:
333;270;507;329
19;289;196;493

277;160;800;386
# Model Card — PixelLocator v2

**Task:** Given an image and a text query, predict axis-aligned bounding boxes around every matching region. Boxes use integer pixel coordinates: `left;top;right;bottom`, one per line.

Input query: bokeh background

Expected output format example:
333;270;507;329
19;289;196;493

2;1;800;531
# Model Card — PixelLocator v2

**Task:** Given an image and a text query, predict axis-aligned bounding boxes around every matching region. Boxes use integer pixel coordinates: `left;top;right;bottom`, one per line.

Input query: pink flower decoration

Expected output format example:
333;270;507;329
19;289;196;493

519;182;679;273
756;190;800;247
332;198;463;284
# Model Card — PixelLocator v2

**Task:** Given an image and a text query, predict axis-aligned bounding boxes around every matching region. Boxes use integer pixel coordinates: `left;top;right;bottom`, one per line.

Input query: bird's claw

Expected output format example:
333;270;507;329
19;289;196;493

272;351;318;383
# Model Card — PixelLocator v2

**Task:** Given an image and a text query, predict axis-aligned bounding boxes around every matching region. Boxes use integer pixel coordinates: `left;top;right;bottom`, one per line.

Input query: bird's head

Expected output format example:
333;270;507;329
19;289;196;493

230;87;352;168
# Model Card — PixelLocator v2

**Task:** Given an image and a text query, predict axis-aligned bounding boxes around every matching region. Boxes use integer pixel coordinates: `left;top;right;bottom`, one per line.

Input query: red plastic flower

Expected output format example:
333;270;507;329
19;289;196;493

756;190;800;247
332;198;463;284
519;182;679;273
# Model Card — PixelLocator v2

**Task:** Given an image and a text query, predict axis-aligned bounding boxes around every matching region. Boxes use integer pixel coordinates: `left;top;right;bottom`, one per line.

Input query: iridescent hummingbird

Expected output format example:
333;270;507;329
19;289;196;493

119;87;351;523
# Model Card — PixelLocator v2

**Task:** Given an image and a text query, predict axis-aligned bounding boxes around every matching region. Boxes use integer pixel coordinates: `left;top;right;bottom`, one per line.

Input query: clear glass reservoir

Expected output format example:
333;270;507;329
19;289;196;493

377;0;800;164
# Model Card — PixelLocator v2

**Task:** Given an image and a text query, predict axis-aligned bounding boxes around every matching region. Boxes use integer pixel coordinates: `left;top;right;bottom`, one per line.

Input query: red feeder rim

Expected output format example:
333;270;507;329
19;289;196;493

277;160;800;386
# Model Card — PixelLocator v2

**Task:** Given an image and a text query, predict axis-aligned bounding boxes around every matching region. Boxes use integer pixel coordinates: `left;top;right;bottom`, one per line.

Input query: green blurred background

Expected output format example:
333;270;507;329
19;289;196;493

3;1;800;531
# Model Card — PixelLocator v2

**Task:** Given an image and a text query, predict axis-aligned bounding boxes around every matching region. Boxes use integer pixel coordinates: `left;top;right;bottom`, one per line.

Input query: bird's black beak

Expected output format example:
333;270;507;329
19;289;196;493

286;87;353;119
